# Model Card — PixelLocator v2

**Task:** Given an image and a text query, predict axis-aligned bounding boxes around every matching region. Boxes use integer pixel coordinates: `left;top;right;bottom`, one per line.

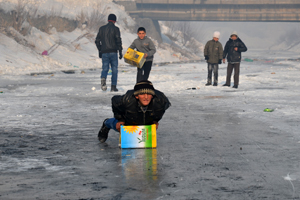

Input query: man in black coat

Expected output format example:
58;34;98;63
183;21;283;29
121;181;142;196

95;14;123;92
222;31;247;89
98;80;171;143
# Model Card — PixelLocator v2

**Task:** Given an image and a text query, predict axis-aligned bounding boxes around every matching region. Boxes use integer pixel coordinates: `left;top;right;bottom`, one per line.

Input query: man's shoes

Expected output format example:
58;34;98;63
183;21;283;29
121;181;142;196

98;119;110;143
213;83;218;86
222;84;230;87
233;85;238;89
111;85;118;92
205;83;212;86
101;78;107;91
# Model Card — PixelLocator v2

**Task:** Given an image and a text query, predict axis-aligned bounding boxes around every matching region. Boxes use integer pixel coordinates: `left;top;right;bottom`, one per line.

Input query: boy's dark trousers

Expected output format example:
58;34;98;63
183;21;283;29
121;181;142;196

225;63;240;86
137;61;152;82
207;63;218;84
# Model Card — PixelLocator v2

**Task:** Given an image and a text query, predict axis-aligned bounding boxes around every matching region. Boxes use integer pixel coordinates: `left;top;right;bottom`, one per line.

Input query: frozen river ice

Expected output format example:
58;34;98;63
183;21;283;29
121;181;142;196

1;60;300;199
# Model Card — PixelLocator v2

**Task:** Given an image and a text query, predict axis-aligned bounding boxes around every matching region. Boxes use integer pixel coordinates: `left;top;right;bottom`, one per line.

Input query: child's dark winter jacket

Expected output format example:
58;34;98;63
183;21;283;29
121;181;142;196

204;40;223;64
223;38;247;63
111;90;170;125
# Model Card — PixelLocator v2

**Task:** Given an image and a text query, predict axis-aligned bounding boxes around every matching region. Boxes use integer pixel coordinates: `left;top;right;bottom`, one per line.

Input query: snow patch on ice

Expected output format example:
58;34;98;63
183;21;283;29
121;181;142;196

0;156;70;172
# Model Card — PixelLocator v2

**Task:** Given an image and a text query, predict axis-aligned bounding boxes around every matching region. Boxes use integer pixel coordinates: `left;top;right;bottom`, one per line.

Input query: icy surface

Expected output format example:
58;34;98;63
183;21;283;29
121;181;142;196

1;58;300;199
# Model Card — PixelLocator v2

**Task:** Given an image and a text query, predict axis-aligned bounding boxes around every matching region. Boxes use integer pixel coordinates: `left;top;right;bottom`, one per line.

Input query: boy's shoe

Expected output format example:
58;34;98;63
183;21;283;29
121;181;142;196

232;85;238;89
222;84;230;87
111;85;118;92
101;78;107;91
205;83;211;86
213;83;218;86
98;119;110;143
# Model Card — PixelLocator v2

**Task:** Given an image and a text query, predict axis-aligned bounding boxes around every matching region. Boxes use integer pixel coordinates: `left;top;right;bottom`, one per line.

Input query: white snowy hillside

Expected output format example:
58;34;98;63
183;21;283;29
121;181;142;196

0;0;195;75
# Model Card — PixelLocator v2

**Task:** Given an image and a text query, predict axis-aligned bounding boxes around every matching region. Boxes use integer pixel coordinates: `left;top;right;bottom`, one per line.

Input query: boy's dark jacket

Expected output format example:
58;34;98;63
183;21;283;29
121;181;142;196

112;90;171;125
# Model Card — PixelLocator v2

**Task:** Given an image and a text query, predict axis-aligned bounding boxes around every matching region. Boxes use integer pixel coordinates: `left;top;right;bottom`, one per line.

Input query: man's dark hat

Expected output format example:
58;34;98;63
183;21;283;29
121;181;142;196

134;80;155;96
108;14;117;22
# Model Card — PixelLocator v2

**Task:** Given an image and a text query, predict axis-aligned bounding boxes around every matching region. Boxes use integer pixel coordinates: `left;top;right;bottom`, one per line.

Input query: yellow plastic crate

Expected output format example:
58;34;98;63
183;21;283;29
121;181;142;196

124;48;146;69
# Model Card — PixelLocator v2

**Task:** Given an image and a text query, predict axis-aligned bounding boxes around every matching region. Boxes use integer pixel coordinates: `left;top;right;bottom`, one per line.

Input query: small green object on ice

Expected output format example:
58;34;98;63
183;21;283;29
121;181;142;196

244;58;253;62
264;108;274;112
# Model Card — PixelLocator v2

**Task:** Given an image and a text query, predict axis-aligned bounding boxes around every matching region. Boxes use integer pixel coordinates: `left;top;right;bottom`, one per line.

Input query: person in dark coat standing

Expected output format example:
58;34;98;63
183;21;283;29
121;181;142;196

204;31;223;86
97;80;171;143
222;31;247;89
95;14;123;92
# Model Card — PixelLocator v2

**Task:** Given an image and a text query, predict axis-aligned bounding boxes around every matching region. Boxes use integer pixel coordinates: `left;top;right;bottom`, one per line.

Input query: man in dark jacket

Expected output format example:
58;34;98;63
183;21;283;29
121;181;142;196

204;31;223;86
95;14;123;92
98;80;171;143
222;31;247;89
